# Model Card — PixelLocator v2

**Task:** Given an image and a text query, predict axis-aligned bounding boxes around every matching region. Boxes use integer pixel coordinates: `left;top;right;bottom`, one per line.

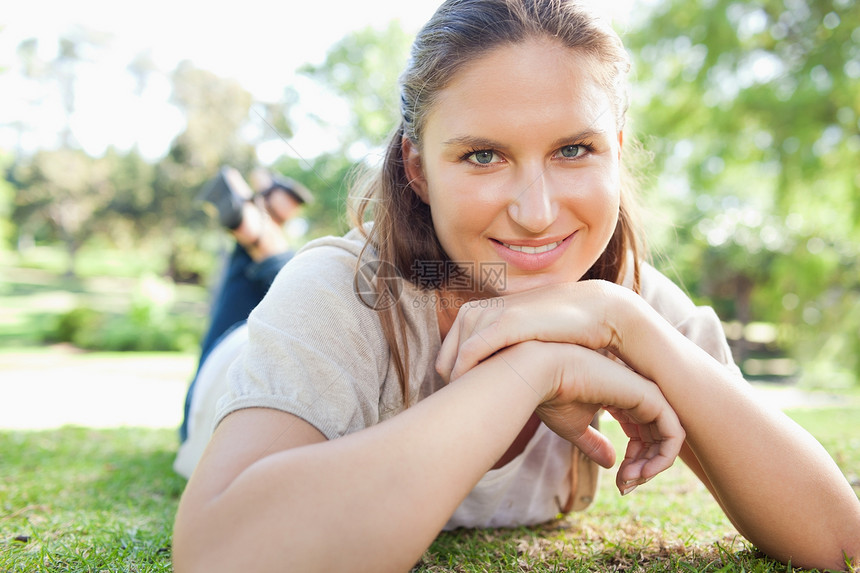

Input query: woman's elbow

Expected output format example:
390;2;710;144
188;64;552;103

172;495;210;573
172;485;236;573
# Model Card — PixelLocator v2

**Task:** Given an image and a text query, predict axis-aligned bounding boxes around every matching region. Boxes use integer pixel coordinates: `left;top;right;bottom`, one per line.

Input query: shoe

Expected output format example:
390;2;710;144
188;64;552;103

197;166;251;229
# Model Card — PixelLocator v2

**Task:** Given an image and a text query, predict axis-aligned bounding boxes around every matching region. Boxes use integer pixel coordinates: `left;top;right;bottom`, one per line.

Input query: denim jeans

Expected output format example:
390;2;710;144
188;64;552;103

179;245;292;442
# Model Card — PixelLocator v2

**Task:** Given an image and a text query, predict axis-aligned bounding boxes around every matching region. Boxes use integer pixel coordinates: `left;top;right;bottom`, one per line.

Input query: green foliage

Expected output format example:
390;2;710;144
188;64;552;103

151;61;258;283
45;303;201;352
4;22;407;288
1;248;210;351
0;151;15;249
8;44;259;284
271;152;358;238
50;306;103;344
43;274;203;352
285;21;413;239
300;21;411;152
11;148;115;273
626;0;860;386
167;60;256;171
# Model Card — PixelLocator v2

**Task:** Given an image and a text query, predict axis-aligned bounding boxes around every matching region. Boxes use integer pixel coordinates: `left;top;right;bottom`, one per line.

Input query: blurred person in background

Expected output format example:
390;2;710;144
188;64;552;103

176;166;313;450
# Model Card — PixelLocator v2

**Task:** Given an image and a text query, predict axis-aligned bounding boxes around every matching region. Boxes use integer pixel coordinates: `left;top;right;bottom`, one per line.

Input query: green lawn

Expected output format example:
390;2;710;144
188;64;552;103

0;427;183;572
0;251;209;350
1;249;857;571
1;408;857;572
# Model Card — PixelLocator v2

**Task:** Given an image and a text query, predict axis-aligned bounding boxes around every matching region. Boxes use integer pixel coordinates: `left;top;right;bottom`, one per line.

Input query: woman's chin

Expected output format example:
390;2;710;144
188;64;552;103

496;272;585;296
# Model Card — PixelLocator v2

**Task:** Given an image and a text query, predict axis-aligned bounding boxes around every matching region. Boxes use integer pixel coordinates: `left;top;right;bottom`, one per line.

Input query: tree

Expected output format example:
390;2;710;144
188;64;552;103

271;22;413;237
299;21;412;154
150;61;257;282
12;148;112;274
625;0;860;386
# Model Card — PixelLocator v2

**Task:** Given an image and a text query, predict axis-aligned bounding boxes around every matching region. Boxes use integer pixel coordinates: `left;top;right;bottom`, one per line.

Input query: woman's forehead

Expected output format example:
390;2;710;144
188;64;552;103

424;38;618;143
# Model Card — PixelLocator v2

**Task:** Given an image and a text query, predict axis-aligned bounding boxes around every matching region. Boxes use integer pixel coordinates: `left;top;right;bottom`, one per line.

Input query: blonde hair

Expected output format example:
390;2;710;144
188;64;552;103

351;0;644;402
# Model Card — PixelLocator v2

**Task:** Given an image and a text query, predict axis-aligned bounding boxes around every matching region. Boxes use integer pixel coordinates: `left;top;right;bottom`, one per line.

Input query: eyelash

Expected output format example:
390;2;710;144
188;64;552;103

460;142;596;166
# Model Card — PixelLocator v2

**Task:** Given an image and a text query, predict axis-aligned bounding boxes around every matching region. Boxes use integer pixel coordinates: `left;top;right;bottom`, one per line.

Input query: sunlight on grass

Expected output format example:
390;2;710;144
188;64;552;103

1;409;857;572
414;412;859;572
0;427;184;572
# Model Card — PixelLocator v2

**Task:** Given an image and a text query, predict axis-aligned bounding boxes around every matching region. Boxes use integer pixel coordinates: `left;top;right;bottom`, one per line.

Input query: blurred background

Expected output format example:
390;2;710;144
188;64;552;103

1;0;858;393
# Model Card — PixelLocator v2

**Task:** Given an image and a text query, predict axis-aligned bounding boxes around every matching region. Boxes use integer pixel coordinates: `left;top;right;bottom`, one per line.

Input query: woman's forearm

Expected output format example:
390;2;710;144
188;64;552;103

618;298;860;570
174;351;546;573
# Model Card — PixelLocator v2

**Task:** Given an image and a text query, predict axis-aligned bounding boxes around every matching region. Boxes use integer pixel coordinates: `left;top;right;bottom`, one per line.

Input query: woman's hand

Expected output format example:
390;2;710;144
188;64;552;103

497;341;685;494
437;280;635;383
437;284;860;568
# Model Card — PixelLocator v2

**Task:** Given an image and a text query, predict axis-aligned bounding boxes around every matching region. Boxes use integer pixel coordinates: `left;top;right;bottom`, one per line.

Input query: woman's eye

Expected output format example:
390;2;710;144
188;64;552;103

558;145;585;159
468;150;497;165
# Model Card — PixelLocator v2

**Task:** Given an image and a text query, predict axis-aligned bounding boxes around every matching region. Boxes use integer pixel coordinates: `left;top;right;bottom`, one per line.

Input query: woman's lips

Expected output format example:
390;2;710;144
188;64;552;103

490;233;575;271
498;239;563;254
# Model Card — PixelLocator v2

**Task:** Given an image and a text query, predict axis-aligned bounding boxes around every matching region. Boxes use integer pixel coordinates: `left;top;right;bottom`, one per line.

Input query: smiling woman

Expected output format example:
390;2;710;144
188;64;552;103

402;37;623;293
171;1;860;572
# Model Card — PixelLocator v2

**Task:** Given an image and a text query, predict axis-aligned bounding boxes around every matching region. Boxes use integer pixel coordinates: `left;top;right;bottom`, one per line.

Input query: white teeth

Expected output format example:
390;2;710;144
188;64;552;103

501;240;562;254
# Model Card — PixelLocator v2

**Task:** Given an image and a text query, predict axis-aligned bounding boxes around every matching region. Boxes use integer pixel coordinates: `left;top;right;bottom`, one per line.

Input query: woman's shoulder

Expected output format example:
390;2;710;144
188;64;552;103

291;227;372;267
250;228;373;325
626;259;738;369
632;261;699;324
269;227;373;292
257;226;432;334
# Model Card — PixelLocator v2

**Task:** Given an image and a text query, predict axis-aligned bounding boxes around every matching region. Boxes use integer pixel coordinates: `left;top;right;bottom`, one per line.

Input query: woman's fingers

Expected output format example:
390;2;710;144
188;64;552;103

537;404;617;469
437;298;516;382
436;281;622;382
606;406;684;493
535;344;685;494
438;297;551;382
568;424;617;469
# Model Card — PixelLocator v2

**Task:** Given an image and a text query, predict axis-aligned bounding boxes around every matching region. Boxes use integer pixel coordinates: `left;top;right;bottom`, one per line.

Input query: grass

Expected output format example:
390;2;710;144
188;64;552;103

0;250;209;349
1;409;857;572
1;246;858;571
414;409;860;572
0;427;184;572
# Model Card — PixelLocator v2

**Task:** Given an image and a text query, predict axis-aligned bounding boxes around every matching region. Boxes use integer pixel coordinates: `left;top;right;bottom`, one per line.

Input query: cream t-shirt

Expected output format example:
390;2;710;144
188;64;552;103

200;229;738;529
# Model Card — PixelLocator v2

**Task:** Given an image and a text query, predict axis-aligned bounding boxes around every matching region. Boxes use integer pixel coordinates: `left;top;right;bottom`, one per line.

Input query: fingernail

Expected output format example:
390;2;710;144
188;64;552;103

620;484;637;496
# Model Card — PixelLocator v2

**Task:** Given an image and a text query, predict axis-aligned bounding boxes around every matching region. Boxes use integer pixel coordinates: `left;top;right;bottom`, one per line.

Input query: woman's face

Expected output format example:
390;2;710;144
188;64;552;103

404;38;622;296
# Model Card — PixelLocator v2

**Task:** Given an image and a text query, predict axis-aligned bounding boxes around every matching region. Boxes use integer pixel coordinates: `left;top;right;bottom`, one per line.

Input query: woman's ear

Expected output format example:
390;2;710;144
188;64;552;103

617;130;624;160
402;137;429;204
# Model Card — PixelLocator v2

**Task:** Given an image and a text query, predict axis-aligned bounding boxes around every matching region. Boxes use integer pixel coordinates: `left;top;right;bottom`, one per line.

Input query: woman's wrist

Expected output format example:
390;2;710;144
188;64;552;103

600;283;662;367
488;341;557;405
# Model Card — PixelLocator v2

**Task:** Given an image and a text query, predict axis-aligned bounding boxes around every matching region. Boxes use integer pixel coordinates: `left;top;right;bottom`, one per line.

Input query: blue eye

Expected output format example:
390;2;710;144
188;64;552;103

470;150;496;164
559;145;584;158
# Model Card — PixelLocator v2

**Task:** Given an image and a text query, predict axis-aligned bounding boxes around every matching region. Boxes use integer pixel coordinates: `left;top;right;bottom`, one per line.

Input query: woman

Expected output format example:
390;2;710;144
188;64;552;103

173;1;860;571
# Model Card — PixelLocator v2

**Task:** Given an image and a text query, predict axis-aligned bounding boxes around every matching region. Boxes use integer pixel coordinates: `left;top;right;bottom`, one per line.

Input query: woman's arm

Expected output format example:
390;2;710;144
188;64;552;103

617;299;860;569
173;340;681;573
436;280;860;570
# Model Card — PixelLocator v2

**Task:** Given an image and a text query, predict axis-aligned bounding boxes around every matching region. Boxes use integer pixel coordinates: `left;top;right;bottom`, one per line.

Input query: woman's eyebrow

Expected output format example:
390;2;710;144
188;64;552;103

442;128;610;150
441;135;505;149
549;128;609;148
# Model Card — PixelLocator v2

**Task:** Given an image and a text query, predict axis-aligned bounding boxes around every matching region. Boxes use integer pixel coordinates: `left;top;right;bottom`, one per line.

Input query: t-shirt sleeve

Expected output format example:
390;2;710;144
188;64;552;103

213;242;392;440
637;263;740;374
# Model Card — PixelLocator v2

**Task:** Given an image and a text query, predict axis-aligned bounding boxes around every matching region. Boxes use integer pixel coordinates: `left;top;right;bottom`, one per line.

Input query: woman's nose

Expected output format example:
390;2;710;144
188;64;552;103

507;168;557;233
